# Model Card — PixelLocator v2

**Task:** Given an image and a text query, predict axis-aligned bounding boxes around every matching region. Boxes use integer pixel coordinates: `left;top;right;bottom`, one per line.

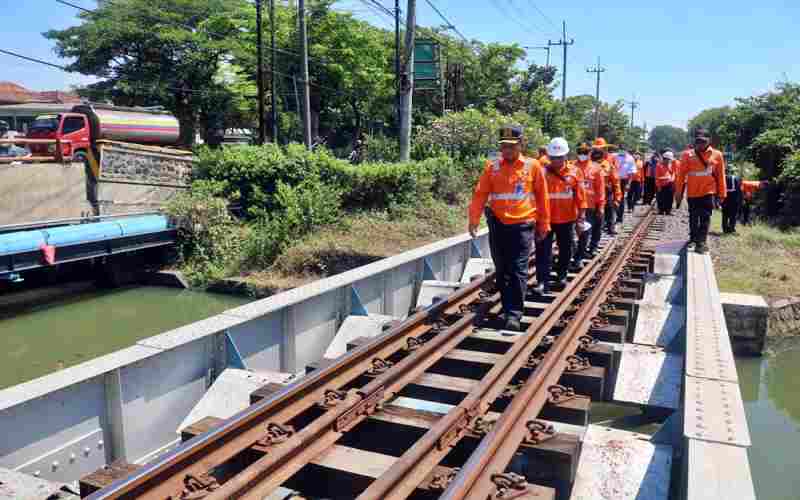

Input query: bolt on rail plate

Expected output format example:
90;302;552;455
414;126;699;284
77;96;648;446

685;254;738;383
683;376;751;447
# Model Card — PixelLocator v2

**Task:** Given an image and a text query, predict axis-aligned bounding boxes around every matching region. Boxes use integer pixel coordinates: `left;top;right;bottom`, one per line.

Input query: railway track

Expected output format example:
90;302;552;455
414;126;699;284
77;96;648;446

87;208;657;500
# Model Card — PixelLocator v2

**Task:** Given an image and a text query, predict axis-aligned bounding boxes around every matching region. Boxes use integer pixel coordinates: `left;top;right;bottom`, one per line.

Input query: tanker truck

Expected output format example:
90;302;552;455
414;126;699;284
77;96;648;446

26;104;181;162
24;104;192;214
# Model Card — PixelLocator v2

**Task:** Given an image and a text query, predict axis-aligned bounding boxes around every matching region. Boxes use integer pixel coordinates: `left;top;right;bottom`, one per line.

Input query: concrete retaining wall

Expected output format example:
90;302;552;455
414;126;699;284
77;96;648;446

0;163;93;225
0;229;489;483
769;298;800;337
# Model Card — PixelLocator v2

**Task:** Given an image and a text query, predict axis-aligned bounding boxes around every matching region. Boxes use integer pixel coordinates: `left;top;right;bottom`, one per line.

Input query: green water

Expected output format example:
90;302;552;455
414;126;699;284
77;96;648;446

0;286;249;389
737;342;800;500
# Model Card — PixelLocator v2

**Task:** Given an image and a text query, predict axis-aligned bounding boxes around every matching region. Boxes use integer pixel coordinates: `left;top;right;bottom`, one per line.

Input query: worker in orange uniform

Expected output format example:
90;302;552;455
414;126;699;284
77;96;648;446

537;146;550;167
655;150;677;215
534;137;586;293
627;152;644;211
675;128;727;253
574;143;606;261
469;125;550;331
740;180;768;225
592;138;621;234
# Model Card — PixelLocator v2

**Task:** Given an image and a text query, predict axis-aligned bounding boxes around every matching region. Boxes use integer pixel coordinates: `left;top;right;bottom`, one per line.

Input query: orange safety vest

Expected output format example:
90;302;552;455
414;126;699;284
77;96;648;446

469;156;551;233
599;159;622;203
545;164;587;224
676;147;727;200
575;159;606;210
655;162;675;189
742;180;761;200
633;159;644;183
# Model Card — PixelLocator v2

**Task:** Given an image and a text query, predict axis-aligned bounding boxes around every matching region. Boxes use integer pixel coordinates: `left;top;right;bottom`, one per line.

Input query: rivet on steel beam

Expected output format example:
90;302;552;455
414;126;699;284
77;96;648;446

470;416;497;436
406;336;425;352
577;335;598;351
500;382;523;399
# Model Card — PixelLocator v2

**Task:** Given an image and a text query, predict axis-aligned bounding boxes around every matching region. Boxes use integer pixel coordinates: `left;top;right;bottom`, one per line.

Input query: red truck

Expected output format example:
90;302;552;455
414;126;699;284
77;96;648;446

26;104;181;162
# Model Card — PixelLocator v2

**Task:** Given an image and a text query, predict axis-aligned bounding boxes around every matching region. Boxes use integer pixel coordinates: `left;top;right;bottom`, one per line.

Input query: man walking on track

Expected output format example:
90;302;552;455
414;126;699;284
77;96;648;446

655;151;677;215
643;152;659;205
574;143;606;262
675;128;727;253
615;148;635;224
628;152;643;211
592;138;621;234
535;138;586;293
469;125;550;331
722;166;743;234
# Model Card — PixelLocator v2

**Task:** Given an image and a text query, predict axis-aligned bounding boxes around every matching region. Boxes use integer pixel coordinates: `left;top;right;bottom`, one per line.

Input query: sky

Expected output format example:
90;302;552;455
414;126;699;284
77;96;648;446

3;0;800;130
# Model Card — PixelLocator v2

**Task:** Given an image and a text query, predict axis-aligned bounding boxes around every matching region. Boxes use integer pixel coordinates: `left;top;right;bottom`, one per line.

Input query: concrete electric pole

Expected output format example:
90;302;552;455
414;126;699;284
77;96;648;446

256;0;265;145
586;57;606;139
399;0;416;162
548;21;574;102
298;0;312;149
629;94;639;129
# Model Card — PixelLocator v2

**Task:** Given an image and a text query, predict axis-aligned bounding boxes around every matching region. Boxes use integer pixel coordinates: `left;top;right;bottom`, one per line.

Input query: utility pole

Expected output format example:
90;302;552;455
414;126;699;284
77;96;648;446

399;0;416;162
629;94;639;129
256;0;266;145
548;21;574;102
586;57;606;139
298;0;312;149
270;0;278;143
523;45;550;67
395;0;401;136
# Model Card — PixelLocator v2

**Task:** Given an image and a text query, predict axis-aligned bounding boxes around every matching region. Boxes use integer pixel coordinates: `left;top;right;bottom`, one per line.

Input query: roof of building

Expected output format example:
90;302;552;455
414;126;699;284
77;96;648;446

0;82;80;105
0;82;35;104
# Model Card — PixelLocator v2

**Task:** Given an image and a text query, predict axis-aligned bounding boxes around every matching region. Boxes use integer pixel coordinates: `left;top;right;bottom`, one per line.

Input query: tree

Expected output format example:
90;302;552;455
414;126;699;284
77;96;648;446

45;0;249;145
687;106;732;147
649;125;688;153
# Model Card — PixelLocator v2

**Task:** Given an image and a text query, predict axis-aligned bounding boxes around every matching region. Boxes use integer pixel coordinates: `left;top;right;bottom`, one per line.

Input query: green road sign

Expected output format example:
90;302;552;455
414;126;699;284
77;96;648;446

414;39;440;90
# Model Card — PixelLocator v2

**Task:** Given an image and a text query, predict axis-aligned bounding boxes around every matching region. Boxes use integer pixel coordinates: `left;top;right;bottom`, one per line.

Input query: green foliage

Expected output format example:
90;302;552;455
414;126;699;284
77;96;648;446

362;134;400;163
413;108;545;161
687;106;732;147
244;178;343;267
649;125;688;153
165;190;244;286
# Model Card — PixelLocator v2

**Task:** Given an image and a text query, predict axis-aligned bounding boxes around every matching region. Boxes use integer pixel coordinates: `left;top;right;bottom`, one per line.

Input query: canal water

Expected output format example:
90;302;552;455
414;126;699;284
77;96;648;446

0;286;248;390
737;340;800;500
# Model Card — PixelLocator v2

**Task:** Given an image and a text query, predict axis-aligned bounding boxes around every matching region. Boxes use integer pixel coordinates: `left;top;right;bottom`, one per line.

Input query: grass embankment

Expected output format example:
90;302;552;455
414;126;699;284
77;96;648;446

709;212;800;302
236;200;468;294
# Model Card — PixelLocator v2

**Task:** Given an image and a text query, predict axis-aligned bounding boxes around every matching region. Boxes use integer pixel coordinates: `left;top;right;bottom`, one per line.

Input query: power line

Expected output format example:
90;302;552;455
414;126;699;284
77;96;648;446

526;0;558;31
55;0;344;71
586;57;606;138
422;0;468;43
53;0;381;102
507;0;552;37
547;20;574;102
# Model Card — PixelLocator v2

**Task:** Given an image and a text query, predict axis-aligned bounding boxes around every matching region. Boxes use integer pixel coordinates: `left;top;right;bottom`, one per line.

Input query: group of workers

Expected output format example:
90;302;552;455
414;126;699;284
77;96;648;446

468;125;765;332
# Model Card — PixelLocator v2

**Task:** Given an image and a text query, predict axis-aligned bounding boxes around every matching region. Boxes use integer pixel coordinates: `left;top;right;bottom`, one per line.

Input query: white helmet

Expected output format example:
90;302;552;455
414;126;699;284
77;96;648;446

663;151;675;161
546;137;569;158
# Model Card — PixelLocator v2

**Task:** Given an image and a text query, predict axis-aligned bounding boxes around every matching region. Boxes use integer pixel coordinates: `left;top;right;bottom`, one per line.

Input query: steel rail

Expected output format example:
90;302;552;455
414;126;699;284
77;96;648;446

440;210;655;500
88;260;519;499
356;239;615;499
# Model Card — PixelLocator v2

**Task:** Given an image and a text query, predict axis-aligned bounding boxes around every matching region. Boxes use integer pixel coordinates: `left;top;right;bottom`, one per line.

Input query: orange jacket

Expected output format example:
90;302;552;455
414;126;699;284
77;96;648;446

575;159;606;210
655;161;676;189
676;147;727;200
742;180;762;200
633;159;644;183
538;154;550;167
469;155;551;233
600;159;622;203
545;163;587;224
